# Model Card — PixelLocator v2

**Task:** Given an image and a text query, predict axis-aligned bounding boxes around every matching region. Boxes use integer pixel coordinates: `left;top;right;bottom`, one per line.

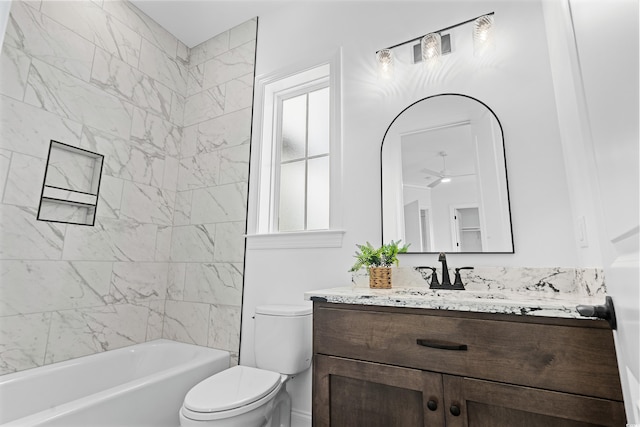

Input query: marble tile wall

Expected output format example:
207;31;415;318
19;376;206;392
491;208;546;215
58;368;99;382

0;0;256;374
162;18;256;365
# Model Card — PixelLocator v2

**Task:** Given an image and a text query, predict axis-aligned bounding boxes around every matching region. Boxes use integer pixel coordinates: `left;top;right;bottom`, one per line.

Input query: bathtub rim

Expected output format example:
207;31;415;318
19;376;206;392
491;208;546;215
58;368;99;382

0;339;230;427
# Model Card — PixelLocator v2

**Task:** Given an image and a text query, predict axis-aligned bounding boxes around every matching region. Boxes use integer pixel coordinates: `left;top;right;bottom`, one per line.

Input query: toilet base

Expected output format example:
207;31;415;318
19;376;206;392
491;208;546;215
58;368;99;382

267;387;291;427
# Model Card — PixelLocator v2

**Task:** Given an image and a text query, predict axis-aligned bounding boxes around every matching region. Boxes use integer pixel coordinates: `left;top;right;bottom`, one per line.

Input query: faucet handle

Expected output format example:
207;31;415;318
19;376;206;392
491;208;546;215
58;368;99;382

427;267;440;287
415;266;440;287
452;267;474;290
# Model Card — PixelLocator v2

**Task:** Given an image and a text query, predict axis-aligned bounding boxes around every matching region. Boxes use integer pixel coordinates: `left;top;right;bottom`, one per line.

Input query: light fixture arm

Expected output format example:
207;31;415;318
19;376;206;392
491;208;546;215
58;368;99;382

375;11;495;54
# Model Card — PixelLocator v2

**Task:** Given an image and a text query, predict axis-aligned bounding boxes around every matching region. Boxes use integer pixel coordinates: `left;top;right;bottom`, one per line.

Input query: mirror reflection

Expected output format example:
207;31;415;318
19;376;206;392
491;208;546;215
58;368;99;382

381;94;514;253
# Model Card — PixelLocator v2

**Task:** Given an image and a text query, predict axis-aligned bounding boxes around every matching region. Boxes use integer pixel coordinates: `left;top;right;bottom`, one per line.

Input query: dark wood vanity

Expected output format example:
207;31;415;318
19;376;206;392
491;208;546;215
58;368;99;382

312;302;625;426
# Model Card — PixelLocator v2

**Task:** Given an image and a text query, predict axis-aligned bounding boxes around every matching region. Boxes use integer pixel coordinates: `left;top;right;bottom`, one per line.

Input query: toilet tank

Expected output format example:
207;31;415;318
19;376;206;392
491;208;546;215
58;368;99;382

254;304;312;375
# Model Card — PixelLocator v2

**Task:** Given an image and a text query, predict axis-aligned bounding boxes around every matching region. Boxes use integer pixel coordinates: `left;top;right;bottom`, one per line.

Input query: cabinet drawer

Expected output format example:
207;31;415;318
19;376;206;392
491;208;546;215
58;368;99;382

313;304;623;401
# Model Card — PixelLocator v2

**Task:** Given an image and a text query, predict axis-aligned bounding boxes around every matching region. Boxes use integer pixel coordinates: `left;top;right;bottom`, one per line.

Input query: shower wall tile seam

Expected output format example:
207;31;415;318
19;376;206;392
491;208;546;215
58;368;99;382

0;299;168;318
41;311;53;368
0;94;84;159
98;169;173;190
101;6;177;60
37;1;143;70
97;1;182;64
0;44;31;102
6;1;96;82
0;151;15;204
6;35;184;130
179;143;252;158
0;311;51;374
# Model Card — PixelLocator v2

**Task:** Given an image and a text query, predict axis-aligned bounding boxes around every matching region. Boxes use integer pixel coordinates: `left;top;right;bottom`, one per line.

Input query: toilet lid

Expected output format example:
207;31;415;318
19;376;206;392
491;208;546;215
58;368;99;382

184;366;282;413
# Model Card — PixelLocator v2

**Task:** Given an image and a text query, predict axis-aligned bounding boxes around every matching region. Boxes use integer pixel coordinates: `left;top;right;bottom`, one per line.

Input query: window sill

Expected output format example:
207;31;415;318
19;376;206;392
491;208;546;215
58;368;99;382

245;230;346;250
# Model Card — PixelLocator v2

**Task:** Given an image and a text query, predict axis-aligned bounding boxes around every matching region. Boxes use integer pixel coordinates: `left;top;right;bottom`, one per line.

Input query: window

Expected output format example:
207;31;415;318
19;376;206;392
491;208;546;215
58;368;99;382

277;84;330;231
249;57;343;249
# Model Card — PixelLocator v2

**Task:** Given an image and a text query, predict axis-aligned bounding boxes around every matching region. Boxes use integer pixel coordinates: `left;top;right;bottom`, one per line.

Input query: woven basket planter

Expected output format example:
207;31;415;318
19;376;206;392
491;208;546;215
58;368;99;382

369;267;392;289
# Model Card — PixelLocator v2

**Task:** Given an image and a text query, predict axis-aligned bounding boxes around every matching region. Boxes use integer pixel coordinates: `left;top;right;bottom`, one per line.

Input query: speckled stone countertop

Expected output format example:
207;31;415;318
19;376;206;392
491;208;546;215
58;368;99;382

304;267;609;320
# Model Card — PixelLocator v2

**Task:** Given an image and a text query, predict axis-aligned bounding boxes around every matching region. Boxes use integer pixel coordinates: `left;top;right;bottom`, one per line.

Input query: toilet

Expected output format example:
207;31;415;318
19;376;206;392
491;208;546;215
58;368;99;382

179;304;312;427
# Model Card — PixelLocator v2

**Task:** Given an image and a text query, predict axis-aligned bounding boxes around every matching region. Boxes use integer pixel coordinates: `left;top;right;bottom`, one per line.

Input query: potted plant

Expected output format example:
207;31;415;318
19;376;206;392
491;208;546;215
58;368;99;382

349;240;410;289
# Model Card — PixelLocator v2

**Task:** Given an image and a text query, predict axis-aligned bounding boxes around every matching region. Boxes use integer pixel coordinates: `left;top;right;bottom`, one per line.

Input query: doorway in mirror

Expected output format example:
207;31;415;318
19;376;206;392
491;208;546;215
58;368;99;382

453;206;482;252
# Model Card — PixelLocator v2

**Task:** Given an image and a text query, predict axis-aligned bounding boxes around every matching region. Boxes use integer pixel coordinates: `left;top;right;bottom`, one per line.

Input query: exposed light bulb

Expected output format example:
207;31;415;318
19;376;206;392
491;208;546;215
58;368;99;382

473;14;495;56
440;177;452;183
421;33;441;65
376;49;394;80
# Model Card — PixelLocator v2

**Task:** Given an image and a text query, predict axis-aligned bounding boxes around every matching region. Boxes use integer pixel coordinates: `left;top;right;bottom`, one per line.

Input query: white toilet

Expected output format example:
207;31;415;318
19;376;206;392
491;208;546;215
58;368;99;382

179;304;312;427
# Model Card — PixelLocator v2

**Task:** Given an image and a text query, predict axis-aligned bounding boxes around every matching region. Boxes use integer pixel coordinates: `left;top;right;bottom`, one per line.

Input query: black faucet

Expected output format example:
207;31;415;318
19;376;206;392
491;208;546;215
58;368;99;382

438;252;451;286
424;253;473;290
425;253;452;290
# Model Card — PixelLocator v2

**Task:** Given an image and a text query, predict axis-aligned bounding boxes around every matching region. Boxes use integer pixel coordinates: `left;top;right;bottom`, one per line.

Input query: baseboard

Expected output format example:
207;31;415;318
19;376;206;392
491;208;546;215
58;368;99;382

291;409;311;427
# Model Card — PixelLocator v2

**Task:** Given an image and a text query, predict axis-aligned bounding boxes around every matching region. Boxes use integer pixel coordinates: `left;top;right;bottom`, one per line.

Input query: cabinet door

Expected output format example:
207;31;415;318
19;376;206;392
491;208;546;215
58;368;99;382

443;375;626;427
313;355;445;427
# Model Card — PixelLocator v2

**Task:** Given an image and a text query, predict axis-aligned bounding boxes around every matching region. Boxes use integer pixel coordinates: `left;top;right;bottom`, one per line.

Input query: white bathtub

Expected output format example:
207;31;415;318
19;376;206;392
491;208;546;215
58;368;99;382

0;339;229;427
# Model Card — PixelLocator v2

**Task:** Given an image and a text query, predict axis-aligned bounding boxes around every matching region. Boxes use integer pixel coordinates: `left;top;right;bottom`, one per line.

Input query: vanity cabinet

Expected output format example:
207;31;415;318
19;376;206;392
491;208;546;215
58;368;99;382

312;302;626;426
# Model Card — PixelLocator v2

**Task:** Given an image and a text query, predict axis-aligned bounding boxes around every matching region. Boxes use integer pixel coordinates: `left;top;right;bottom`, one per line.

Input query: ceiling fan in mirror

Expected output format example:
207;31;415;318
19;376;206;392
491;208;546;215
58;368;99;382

420;151;474;188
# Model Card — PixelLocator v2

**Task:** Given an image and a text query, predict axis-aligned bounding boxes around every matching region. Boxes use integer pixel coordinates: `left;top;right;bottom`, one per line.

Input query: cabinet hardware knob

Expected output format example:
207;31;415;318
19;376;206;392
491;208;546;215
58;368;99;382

450;405;461;416
416;339;468;351
427;400;438;411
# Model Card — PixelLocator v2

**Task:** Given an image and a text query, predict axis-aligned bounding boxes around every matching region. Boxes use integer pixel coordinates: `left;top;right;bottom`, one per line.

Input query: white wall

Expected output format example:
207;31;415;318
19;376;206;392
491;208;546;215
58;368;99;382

242;1;583;421
404;186;432;212
543;0;639;419
541;0;605;267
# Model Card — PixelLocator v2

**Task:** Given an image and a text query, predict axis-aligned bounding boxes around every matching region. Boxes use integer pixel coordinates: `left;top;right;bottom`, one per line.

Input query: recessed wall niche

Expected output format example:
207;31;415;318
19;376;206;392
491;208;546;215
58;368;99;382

37;140;104;226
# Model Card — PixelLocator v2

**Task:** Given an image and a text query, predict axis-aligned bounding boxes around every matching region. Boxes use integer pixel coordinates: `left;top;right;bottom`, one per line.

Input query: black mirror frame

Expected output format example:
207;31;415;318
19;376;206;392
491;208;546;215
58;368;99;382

380;93;515;254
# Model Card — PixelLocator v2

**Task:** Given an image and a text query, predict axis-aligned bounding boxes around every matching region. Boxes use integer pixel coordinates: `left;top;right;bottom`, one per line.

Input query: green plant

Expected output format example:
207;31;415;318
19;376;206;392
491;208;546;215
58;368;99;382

349;240;410;272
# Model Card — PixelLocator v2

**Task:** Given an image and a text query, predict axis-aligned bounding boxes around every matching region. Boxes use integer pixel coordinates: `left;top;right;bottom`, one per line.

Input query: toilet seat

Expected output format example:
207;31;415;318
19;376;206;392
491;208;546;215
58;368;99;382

182;366;284;422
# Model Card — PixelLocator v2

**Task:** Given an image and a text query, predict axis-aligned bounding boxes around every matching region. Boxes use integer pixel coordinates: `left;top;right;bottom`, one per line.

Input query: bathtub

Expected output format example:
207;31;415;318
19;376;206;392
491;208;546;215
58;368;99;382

0;339;229;426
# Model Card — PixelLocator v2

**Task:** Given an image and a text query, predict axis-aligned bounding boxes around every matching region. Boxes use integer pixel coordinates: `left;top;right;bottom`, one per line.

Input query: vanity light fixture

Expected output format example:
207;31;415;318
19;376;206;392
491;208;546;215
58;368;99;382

376;48;394;79
375;12;495;77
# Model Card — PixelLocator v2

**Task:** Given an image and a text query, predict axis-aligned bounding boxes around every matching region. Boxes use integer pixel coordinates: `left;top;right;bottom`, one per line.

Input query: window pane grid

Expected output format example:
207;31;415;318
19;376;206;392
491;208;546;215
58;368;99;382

303;92;309;231
276;84;330;232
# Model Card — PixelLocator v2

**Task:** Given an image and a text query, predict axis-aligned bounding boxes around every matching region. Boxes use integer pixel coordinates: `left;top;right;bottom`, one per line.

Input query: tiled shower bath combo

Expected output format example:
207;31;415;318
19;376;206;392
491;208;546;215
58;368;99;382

0;0;256;375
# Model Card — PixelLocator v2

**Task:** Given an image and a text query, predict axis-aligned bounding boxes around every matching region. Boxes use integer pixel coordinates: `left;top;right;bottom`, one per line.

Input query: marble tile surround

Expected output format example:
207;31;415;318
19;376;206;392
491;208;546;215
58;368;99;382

161;18;256;365
0;0;256;375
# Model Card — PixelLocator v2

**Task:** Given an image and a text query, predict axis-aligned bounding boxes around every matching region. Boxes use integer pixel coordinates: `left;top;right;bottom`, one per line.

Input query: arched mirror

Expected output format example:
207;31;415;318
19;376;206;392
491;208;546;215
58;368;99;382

381;94;514;253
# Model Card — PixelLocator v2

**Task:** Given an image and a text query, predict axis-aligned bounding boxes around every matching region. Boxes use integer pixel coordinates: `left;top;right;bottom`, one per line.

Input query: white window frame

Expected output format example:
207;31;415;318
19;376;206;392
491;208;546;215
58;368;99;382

272;79;330;232
247;52;344;249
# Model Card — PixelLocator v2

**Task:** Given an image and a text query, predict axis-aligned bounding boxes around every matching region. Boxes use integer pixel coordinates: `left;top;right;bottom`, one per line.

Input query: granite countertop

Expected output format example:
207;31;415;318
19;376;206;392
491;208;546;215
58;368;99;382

304;286;607;319
304;266;610;320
